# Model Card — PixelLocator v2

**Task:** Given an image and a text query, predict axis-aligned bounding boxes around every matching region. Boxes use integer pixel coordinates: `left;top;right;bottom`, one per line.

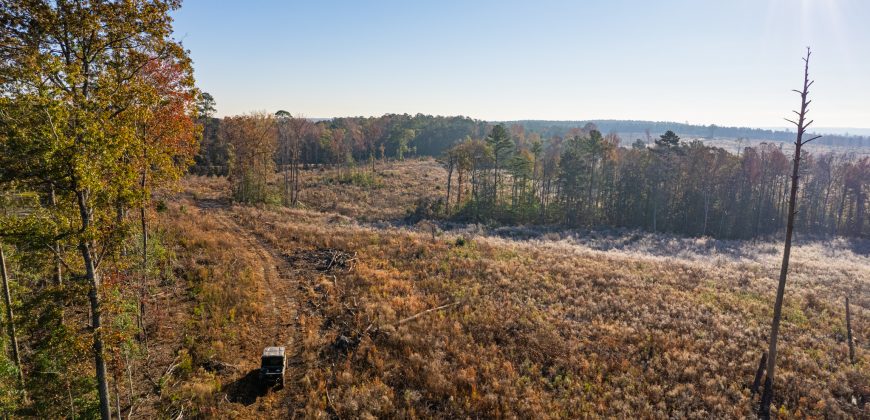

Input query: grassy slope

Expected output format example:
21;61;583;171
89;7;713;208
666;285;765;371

294;158;447;222
155;159;867;418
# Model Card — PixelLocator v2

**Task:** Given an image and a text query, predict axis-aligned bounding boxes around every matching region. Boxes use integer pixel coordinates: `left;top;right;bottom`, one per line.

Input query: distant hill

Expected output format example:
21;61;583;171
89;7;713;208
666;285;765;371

812;127;870;136
500;119;870;149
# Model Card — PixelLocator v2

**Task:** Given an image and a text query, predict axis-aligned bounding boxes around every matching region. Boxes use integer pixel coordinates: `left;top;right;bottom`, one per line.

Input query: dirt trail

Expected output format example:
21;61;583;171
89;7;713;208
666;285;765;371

217;212;295;337
196;200;303;412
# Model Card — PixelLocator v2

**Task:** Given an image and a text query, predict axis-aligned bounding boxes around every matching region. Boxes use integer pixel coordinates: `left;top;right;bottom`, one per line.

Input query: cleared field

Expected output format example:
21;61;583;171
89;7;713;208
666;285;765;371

294;158;448;222
155;161;867;418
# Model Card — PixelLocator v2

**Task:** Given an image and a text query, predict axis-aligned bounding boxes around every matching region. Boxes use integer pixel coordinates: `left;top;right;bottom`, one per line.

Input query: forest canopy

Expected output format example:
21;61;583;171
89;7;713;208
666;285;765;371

194;106;869;239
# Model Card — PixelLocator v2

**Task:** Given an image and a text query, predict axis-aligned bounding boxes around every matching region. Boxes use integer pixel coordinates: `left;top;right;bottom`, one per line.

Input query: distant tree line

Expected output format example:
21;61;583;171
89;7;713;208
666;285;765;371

191;102;488;177
444;126;868;239
511;120;870;149
192;96;868;239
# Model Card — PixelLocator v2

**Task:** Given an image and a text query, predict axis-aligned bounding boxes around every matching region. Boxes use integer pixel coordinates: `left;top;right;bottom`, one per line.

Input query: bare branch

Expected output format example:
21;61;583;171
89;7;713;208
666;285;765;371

397;301;459;325
45;245;79;277
803;135;822;144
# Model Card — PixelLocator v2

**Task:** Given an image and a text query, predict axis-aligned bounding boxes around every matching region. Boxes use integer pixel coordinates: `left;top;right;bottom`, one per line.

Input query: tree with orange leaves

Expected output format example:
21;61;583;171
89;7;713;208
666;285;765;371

133;58;199;342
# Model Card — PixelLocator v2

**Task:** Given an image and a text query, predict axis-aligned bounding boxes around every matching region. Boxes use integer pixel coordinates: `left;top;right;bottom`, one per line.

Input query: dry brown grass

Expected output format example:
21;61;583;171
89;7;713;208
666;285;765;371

185;158;448;222
228;205;867;418
144;199;273;417
290;158;447;221
148;164;868;418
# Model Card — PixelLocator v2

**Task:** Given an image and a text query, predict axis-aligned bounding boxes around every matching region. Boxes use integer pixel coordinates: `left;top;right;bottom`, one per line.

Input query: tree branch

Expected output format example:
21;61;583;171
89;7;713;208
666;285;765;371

45;244;79;277
803;135;822;145
397;301;459;325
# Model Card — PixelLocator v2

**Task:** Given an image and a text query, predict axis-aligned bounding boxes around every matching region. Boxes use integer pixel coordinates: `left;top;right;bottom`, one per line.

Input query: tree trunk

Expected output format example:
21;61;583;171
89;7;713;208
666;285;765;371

114;372;122;420
282;141;290;206
846;296;855;365
493;156;500;205
779;177;788;229
0;244;24;393
587;159;595;225
761;48;818;419
67;379;76;419
293;159;300;206
446;159;453;213
855;189;866;234
652;185;658;232
77;190;112;420
139;161;149;352
836;186;847;234
125;349;134;418
50;184;63;287
754;172;767;236
457;169;463;206
821;180;832;232
703;189;710;236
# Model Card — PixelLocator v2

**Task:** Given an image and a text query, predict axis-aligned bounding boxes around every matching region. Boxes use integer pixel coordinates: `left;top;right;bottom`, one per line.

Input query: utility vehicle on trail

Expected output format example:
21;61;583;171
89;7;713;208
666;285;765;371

259;346;286;387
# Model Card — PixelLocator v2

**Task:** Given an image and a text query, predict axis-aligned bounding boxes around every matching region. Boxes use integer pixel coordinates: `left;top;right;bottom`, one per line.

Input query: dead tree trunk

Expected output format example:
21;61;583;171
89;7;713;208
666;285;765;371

846;296;855;365
760;47;822;419
0;243;24;393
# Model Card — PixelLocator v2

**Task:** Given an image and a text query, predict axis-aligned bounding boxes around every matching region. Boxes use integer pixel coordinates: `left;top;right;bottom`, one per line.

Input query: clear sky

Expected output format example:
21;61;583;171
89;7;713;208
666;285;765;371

171;0;870;128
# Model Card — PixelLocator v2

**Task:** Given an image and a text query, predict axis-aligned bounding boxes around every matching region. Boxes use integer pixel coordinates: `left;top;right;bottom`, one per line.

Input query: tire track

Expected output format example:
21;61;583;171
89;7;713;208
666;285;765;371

196;200;303;412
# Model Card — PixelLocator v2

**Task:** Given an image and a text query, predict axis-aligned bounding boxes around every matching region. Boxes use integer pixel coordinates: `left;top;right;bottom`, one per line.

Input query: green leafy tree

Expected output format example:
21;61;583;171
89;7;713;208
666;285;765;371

559;136;588;226
194;92;226;175
197;92;217;118
655;130;681;148
223;113;278;203
397;129;415;161
508;149;535;218
486;124;514;205
0;1;194;417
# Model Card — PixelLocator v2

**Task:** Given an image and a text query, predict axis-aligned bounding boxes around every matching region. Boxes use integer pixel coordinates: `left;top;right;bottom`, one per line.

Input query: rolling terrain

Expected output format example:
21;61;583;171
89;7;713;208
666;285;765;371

141;159;869;418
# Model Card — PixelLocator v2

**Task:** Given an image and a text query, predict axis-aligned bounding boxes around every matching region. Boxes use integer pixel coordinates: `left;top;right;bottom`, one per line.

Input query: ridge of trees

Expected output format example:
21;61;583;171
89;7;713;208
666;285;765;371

195;100;868;239
444;126;867;238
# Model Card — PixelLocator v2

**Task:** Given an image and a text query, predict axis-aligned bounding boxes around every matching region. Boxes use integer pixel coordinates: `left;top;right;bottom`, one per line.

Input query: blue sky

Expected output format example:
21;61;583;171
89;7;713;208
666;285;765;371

172;0;870;128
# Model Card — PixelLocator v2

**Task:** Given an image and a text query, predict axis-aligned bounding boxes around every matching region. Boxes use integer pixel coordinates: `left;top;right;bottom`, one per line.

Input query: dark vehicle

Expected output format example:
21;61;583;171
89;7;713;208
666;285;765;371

259;346;286;387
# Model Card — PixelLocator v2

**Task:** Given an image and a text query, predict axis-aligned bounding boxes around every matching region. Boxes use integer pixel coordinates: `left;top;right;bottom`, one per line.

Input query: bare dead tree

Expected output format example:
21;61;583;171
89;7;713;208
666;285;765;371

759;47;823;419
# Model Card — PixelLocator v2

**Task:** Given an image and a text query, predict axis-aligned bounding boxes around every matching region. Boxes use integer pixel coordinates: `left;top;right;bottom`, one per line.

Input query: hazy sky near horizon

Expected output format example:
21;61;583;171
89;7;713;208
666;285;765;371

172;0;870;127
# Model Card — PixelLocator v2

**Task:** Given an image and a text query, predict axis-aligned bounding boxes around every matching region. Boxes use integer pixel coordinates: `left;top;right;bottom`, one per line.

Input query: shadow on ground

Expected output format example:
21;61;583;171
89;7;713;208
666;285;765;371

194;197;230;210
224;369;268;405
